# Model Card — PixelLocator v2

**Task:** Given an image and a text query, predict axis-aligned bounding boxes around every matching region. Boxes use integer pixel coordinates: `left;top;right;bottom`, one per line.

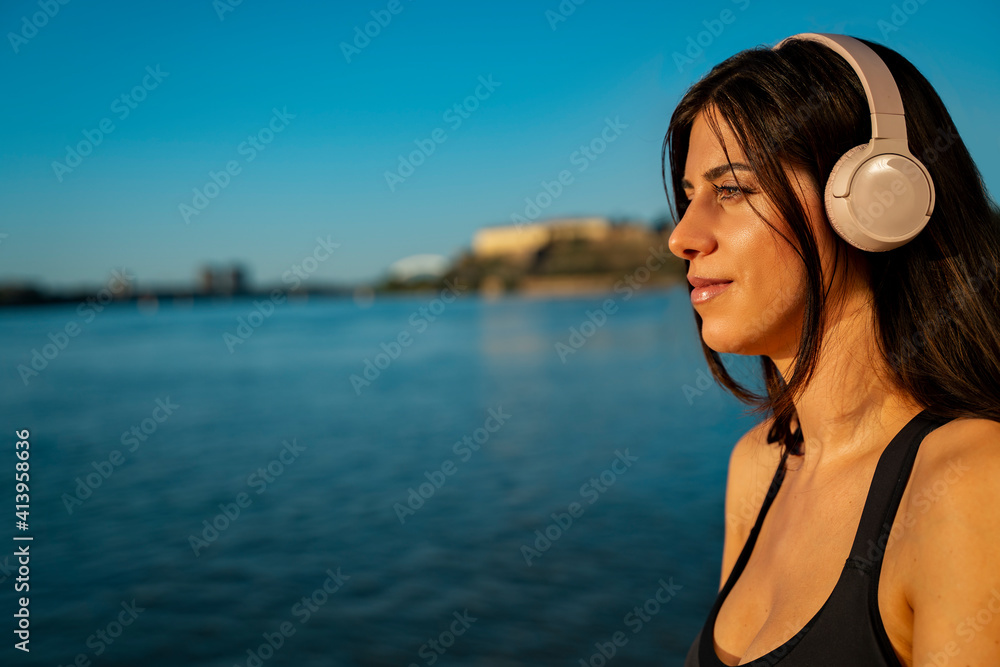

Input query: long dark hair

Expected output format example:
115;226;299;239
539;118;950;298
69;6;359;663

662;35;1000;456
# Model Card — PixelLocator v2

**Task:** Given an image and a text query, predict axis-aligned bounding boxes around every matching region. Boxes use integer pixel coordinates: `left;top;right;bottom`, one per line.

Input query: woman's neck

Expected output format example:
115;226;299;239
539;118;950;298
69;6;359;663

771;291;923;473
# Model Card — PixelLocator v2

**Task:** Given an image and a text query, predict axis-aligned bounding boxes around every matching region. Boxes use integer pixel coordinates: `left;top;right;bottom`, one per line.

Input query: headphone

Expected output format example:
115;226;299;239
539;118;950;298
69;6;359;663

774;33;935;251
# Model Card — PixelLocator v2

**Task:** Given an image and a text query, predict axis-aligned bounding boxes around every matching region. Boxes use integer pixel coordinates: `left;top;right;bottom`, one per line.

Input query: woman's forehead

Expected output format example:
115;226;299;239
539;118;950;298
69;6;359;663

685;110;749;180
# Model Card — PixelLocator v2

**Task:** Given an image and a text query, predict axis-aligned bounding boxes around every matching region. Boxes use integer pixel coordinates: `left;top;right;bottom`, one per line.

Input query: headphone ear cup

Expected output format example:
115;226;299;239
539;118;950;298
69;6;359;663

824;143;875;251
824;143;935;252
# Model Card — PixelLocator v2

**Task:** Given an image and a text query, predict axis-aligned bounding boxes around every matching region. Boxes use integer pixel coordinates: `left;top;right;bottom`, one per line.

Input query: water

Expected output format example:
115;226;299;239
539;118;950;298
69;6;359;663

0;288;762;666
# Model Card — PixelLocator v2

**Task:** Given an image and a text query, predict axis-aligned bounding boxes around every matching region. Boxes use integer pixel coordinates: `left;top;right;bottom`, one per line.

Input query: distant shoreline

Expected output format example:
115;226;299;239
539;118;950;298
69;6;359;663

0;276;685;310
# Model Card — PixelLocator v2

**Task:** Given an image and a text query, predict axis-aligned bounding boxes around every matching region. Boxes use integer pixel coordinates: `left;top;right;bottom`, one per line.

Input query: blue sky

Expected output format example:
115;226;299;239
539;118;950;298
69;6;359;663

1;0;997;290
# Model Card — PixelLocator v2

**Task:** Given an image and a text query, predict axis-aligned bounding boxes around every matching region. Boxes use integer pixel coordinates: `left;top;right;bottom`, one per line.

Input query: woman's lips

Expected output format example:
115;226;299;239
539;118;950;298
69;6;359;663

688;277;733;305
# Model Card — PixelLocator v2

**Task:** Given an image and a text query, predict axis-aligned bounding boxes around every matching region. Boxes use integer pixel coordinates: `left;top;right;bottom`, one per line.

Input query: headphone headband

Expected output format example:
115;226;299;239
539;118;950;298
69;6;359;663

773;32;935;251
776;33;907;140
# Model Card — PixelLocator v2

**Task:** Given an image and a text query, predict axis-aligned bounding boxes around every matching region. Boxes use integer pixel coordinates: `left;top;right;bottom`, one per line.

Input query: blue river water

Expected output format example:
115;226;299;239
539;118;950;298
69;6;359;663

0;287;764;666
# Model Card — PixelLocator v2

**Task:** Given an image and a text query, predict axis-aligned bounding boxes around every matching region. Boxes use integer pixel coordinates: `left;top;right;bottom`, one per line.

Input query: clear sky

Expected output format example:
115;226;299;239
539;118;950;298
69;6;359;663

1;0;997;290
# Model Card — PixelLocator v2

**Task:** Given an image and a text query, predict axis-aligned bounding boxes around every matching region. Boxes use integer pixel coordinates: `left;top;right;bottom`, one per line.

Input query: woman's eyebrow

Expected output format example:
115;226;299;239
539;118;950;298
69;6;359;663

681;162;753;189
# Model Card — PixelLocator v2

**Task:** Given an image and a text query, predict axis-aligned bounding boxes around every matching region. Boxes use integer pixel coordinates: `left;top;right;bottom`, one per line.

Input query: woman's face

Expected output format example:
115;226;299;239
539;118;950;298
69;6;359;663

668;108;834;361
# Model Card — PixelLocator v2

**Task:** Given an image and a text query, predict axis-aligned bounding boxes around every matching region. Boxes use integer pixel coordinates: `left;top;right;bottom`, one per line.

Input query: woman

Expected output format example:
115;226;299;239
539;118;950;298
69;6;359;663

664;33;1000;666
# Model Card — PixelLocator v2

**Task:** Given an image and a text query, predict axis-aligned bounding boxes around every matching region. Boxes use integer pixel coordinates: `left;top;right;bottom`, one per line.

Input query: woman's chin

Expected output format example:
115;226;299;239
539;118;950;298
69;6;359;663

700;327;756;356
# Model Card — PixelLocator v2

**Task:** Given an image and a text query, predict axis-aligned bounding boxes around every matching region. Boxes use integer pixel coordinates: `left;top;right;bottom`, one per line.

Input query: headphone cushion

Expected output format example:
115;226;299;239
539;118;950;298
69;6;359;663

824;143;874;250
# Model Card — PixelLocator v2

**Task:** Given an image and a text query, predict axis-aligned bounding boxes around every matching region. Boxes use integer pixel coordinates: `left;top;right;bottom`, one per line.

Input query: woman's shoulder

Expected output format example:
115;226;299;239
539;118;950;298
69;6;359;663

898;416;1000;659
911;415;1000;485
724;417;785;539
901;416;1000;541
902;413;1000;556
729;416;785;483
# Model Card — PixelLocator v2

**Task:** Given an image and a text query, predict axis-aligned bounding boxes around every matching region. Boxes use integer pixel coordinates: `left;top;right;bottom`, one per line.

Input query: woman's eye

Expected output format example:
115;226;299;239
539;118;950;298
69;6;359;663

713;184;744;201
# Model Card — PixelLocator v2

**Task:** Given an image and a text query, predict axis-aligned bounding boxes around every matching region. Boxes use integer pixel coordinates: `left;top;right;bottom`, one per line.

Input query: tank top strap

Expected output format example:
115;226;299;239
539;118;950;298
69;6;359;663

847;408;956;566
750;445;791;537
724;444;791;585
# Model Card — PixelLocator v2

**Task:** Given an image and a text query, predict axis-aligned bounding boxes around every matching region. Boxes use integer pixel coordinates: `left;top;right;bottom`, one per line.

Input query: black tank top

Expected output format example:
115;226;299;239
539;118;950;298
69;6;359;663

684;409;955;667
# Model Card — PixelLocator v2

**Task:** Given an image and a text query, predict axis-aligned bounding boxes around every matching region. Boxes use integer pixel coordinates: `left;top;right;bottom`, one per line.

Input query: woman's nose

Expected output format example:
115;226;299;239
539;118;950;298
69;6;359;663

668;198;717;260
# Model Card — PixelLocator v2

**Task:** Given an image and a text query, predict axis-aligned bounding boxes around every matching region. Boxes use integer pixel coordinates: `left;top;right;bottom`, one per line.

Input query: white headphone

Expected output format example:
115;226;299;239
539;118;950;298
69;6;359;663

775;33;935;251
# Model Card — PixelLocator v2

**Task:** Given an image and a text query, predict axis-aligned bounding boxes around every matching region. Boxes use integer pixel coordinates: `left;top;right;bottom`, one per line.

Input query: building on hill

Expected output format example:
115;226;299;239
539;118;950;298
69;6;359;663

471;217;612;260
